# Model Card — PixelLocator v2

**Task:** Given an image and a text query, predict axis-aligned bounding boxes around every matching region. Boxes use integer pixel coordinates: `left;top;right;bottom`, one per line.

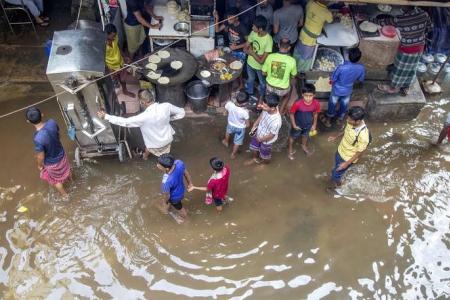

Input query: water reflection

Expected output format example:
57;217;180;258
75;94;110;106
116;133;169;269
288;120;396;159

0;99;449;298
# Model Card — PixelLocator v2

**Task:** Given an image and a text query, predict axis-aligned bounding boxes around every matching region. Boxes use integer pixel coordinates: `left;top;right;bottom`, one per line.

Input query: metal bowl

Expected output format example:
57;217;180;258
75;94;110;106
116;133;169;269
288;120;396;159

417;62;427;74
435;53;447;64
421;53;434;64
313;47;344;72
174;22;190;34
428;63;442;75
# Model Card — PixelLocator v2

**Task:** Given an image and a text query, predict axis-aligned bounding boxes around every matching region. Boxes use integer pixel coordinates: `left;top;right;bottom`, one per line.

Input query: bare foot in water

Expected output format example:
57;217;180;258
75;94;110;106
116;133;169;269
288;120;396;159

221;139;229;148
302;145;314;156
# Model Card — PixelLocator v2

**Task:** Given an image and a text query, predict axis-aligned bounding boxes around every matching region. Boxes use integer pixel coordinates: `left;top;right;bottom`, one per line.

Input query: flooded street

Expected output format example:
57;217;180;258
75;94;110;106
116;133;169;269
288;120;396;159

0;95;449;299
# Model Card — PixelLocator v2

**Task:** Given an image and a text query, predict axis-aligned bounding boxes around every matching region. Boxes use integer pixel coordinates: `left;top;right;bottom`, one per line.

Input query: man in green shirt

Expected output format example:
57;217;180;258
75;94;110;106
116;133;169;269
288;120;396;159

262;39;297;113
244;16;273;104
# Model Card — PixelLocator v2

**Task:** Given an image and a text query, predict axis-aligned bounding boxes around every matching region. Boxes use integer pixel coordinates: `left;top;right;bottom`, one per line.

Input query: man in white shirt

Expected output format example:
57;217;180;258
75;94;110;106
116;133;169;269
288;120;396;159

222;91;250;159
97;89;185;159
247;93;282;164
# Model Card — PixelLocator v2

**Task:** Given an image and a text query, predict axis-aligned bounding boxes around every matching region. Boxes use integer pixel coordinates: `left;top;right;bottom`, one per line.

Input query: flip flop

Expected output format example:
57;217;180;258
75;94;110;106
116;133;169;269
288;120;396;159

319;114;332;128
42;16;50;21
377;84;398;94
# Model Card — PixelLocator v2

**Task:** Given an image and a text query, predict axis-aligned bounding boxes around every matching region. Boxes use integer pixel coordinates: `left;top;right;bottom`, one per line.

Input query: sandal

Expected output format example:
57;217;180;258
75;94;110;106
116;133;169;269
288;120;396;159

399;87;409;97
288;150;296;160
377;84;398;94
319;114;332;128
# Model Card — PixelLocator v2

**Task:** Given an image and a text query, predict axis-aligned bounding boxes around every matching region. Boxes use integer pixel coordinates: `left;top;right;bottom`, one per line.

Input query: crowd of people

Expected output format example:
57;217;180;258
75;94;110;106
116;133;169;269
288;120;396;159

24;0;443;222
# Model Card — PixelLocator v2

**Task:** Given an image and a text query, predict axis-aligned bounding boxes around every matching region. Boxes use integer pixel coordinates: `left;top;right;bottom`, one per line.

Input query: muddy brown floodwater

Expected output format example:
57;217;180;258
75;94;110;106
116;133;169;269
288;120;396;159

0;95;449;299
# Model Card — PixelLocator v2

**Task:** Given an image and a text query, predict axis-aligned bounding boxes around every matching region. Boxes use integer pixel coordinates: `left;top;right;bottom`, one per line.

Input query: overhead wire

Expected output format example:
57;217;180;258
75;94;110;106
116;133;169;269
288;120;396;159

0;0;266;120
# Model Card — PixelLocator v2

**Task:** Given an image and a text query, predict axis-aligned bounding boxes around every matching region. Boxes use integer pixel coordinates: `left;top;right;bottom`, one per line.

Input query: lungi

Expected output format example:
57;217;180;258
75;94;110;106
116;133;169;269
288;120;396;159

123;23;146;57
147;143;171;157
391;51;422;88
40;154;71;185
293;40;316;72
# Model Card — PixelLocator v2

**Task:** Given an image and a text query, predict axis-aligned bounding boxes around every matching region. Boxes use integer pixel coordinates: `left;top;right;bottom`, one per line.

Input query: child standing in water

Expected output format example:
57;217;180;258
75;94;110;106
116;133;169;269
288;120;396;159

192;157;231;213
222;91;250;159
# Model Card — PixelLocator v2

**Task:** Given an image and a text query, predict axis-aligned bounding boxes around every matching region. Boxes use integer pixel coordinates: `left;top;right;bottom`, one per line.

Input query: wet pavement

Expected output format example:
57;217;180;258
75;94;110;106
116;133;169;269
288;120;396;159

0;90;449;298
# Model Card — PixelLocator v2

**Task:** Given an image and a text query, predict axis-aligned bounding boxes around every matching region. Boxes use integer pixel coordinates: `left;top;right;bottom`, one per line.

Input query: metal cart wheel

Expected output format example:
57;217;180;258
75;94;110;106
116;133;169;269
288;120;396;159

74;147;83;167
118;142;126;162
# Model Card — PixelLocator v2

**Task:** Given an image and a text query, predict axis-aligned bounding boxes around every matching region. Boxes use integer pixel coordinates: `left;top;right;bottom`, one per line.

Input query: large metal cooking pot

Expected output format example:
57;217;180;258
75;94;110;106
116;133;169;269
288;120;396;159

185;80;210;113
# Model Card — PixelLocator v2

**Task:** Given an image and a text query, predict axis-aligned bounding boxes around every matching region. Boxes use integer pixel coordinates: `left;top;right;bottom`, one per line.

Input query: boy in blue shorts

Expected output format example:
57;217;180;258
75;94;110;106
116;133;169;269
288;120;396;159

288;83;320;159
157;154;194;220
222;91;250;159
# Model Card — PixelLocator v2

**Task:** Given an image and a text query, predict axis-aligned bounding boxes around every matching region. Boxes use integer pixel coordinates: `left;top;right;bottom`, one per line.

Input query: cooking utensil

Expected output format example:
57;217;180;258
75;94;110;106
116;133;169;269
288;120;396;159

174;22;190;34
381;25;396;38
421;53;434;64
435;53;447;64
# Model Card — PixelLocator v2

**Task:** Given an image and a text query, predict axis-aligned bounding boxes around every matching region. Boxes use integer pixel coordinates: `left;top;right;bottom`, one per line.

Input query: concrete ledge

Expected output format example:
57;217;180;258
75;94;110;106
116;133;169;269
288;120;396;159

367;79;426;121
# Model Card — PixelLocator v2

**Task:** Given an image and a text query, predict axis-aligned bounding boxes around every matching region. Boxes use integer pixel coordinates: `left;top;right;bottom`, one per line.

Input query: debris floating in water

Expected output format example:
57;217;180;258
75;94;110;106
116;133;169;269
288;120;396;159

17;206;28;213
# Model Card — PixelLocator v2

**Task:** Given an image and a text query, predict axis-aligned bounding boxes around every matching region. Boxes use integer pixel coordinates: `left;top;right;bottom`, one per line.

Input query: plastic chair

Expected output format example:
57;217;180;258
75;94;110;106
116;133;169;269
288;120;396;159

0;0;37;36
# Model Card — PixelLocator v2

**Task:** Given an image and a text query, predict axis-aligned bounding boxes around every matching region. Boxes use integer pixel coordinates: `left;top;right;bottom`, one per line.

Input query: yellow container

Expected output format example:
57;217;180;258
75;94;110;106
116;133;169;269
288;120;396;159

309;129;318;137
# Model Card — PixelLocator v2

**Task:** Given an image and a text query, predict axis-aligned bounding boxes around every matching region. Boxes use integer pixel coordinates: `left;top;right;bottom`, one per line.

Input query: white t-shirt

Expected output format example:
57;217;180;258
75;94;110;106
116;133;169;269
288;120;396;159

105;102;185;148
257;109;282;145
225;101;249;129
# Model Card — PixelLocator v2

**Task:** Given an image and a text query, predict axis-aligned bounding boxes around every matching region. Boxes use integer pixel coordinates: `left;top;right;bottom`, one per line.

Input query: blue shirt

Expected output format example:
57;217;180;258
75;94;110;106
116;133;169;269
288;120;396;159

161;160;185;202
33;119;65;165
331;61;365;97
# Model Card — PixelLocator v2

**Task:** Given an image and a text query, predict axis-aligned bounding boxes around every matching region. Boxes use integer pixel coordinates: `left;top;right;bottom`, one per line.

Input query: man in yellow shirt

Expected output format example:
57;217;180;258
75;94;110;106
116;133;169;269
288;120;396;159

294;0;332;72
105;24;135;98
327;106;370;190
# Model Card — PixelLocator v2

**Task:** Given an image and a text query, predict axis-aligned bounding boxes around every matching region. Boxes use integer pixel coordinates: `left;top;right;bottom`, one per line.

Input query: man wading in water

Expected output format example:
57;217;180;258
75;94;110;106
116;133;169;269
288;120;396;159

327;106;370;192
98;89;185;159
26;107;71;197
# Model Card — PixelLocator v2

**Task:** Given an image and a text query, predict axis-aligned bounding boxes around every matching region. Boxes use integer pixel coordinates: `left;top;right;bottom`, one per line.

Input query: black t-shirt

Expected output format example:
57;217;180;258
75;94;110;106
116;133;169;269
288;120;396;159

226;22;249;47
125;0;144;26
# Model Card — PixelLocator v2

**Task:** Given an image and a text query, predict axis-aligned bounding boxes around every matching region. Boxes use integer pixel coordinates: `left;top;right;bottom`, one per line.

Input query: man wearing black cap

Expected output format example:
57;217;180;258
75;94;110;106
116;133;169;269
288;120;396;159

26;107;71;197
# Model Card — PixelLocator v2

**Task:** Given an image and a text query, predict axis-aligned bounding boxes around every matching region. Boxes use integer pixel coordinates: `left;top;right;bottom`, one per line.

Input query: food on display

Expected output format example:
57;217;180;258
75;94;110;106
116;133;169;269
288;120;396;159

316;57;337;72
314;76;332;92
145;63;157;71
230;60;243;70
339;14;353;29
170;60;183;70
220;73;233;81
157;50;170;59
212;61;227;72
167;1;180;14
378;4;392;13
359;21;378;33
147;71;161;80
148;55;161;64
158;76;170;84
200;70;211;78
177;10;190;22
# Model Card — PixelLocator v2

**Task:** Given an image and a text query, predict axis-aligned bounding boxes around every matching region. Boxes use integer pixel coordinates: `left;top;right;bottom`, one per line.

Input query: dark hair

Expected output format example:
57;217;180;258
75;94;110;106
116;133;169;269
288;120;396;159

157;154;175;169
25;107;42;124
236;91;248;104
302;83;316;94
253;15;267;30
209;157;224;171
227;7;239;17
104;23;117;34
278;39;291;50
348;47;362;63
265;93;279;108
348;106;365;121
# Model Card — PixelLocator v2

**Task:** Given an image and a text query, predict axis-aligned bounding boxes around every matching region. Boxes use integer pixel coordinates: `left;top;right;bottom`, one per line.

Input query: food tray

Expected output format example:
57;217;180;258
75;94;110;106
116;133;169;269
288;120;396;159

313;47;344;72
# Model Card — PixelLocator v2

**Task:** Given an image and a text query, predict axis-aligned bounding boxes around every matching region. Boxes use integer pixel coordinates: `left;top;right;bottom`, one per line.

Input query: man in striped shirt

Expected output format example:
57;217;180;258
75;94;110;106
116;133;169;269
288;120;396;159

374;7;431;95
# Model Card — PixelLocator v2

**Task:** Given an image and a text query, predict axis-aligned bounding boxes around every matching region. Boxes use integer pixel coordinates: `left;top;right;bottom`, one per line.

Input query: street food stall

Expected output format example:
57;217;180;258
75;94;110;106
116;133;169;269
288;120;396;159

148;0;215;56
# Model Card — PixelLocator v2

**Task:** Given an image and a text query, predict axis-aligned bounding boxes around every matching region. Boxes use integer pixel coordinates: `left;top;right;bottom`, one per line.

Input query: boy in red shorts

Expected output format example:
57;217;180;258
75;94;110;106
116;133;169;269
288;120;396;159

288;83;320;159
